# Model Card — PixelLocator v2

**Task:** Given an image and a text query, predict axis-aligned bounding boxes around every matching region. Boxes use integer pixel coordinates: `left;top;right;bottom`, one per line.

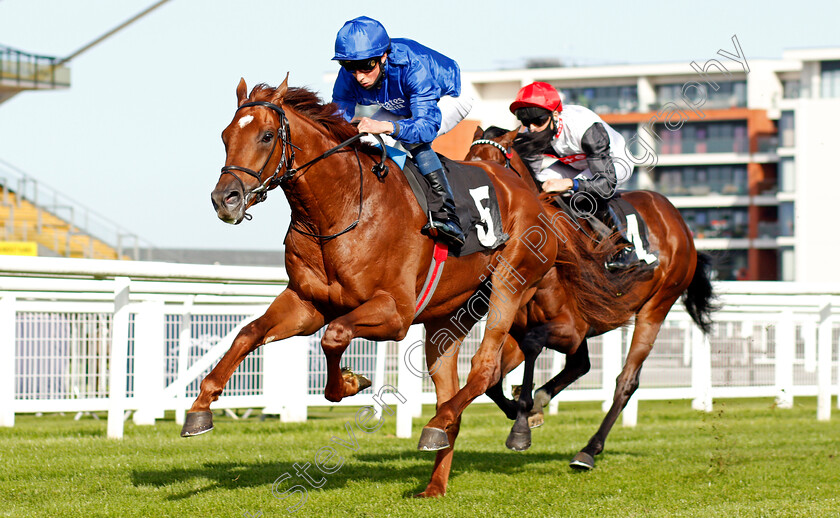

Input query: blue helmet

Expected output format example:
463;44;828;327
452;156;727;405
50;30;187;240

333;16;391;61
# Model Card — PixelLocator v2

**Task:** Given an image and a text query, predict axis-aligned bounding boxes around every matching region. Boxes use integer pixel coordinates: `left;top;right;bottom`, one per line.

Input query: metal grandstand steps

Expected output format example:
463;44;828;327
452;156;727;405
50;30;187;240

0;161;148;260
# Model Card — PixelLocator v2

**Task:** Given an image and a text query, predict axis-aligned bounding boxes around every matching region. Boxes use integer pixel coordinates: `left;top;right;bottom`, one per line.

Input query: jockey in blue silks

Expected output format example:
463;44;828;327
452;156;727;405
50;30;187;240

332;16;473;247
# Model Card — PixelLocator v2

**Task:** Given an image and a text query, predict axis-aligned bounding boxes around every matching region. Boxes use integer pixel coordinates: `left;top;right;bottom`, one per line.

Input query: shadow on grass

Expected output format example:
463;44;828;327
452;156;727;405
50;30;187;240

131;447;641;500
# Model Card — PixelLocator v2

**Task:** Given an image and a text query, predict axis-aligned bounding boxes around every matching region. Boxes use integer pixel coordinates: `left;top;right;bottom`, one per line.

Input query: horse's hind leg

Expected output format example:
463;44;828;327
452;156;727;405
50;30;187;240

485;335;525;421
529;339;592;426
505;325;548;451
570;308;673;470
181;289;324;437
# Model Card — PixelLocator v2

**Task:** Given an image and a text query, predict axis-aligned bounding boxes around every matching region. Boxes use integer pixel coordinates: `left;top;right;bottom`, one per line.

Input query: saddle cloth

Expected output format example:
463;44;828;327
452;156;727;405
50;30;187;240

387;146;509;257
552;191;657;263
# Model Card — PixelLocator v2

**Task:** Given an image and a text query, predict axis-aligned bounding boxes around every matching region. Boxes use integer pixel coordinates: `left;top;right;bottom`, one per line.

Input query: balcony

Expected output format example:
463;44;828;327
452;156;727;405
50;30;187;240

0;45;70;100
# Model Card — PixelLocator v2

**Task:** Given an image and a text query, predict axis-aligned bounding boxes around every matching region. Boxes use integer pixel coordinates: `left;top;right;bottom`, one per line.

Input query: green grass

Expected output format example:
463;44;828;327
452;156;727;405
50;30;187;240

1;398;838;517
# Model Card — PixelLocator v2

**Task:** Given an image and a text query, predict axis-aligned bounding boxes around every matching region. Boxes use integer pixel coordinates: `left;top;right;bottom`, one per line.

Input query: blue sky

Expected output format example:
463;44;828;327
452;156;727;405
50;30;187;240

1;0;838;250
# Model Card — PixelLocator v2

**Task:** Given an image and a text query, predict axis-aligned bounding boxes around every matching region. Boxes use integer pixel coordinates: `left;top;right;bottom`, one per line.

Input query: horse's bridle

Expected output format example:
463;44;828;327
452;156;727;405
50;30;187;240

219;100;389;239
470;138;513;169
220;101;296;207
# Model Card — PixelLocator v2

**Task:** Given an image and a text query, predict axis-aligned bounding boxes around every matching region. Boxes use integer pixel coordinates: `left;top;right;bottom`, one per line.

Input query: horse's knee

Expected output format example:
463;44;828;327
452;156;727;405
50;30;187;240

322;322;353;350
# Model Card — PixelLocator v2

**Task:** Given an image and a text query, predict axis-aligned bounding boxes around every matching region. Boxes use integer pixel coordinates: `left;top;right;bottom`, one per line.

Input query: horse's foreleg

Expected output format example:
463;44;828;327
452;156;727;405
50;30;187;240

419;293;526;450
571;315;666;470
321;293;408;402
181;289;323;437
416;322;466;498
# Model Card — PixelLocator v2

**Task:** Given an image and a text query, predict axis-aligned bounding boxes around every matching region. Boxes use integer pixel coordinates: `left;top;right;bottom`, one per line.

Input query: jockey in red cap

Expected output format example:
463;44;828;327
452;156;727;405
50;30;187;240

511;82;640;270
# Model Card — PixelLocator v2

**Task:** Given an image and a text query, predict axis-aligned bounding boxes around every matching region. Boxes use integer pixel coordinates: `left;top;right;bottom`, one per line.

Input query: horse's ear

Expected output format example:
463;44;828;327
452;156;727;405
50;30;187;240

501;127;520;147
271;72;290;104
473;125;484;140
236;77;248;107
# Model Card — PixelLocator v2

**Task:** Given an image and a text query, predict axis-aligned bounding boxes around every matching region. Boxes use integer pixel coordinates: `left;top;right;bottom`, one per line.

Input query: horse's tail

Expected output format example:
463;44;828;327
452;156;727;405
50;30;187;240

682;251;718;335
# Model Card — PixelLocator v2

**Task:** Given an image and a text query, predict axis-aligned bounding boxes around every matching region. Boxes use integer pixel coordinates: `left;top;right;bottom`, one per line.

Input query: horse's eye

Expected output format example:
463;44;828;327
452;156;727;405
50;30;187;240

262;132;273;143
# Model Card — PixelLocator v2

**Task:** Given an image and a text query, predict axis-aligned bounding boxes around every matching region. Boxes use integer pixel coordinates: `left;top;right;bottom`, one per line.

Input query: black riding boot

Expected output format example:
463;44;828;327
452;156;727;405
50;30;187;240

600;205;640;271
422;169;465;247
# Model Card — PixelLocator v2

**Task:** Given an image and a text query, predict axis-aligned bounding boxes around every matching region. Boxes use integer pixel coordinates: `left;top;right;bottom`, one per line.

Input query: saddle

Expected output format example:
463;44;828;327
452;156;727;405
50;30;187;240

550;192;658;267
388;146;509;257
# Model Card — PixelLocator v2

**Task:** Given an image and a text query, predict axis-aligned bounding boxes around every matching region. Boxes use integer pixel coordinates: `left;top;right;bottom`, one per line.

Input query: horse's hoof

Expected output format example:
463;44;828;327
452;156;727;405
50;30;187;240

533;388;551;410
417;427;449;451
505;429;531;451
569;451;595;470
356;374;372;392
180;411;214;437
341;367;372;394
413;489;445;498
527;411;544;429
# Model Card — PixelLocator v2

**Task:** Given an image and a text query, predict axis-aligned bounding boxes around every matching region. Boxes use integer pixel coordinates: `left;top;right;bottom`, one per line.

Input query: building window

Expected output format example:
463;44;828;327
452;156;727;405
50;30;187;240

655;81;747;109
778;202;795;237
779;110;795;147
656;165;747;196
704;249;748;281
656;121;748;154
779;158;795;192
558;85;638;114
610;123;641;156
782;79;800;99
820;60;840;98
679;207;749;239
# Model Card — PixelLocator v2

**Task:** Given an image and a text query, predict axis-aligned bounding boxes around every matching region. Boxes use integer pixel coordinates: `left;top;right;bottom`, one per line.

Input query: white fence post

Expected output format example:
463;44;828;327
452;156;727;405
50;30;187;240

175;296;193;425
775;310;795;409
397;324;424;438
691;324;712;412
0;295;16;427
133;300;166;425
601;329;622;412
264;335;308;422
817;301;833;421
107;277;131;439
371;340;388;417
548;350;564;416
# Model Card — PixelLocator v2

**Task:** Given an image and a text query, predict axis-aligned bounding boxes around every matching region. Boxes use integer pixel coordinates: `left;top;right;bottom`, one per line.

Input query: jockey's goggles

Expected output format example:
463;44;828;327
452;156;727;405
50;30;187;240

339;57;380;73
515;107;552;128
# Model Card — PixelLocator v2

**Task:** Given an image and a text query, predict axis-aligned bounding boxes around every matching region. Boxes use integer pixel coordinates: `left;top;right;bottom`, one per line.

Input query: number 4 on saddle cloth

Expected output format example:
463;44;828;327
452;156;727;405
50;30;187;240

384;145;509;257
551;192;659;271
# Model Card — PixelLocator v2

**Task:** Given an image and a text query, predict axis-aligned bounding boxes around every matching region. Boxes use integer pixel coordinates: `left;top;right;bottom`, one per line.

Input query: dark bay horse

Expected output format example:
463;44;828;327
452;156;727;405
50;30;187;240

467;126;716;470
181;77;558;497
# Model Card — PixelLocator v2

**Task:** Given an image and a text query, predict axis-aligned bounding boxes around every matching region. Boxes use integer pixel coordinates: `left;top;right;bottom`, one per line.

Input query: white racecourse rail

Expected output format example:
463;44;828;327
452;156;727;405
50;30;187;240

0;256;838;439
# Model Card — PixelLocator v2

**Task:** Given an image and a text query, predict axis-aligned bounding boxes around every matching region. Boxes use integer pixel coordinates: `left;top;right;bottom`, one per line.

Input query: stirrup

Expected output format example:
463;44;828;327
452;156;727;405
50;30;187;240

423;220;465;247
605;246;639;271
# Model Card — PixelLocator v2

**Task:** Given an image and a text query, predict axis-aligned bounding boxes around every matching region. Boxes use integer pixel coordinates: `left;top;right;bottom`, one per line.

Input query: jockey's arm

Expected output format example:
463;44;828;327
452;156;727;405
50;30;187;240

570;122;618;200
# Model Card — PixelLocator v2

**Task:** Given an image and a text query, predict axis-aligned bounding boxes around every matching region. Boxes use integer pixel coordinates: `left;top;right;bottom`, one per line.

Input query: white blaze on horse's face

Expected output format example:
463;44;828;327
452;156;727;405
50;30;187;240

237;115;254;128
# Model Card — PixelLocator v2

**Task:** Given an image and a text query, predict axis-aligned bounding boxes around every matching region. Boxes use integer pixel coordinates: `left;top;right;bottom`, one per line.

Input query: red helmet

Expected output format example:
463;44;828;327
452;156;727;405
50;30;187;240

509;82;562;114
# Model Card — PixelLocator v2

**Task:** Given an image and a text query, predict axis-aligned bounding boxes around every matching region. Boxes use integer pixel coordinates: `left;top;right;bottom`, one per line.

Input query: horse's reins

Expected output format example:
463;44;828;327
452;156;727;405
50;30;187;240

219;100;389;239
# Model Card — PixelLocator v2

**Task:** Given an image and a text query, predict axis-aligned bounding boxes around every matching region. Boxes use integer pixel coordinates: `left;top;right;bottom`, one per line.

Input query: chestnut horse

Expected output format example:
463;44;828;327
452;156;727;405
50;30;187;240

180;78;558;497
467;126;716;469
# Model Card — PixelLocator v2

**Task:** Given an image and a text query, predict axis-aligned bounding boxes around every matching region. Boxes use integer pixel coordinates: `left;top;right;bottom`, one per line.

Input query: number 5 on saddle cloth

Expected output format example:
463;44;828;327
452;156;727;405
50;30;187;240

382;145;509;257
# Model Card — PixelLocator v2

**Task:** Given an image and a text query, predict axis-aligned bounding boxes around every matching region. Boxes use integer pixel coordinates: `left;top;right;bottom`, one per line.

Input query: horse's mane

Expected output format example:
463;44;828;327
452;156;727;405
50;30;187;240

477;128;645;330
248;84;362;145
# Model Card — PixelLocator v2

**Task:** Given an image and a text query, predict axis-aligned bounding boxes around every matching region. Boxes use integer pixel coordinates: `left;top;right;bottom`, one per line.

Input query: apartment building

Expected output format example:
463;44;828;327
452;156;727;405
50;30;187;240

458;47;840;282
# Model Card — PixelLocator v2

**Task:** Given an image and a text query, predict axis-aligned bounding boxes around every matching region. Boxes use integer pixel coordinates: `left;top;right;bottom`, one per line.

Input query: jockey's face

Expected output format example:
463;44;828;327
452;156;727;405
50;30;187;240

350;54;387;89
